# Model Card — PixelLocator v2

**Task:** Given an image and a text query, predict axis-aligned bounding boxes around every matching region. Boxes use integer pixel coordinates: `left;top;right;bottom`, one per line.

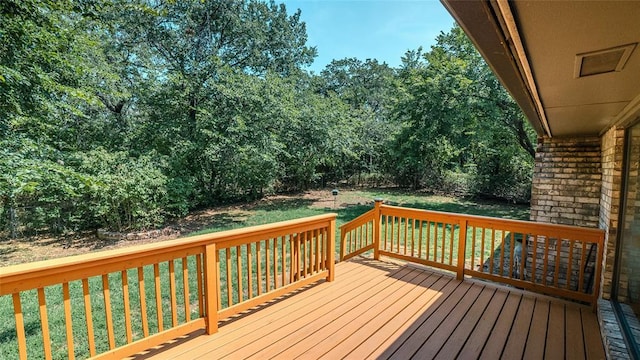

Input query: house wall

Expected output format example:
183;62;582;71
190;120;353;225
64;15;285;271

528;136;603;290
530;136;602;227
599;127;625;299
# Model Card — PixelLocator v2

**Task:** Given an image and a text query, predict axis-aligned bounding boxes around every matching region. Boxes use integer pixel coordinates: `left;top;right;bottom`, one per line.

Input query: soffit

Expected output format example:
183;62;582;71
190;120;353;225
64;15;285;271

511;1;640;136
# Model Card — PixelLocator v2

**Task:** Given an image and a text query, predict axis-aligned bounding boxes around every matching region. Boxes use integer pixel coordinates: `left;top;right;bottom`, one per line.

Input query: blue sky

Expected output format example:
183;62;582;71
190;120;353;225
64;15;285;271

283;0;456;73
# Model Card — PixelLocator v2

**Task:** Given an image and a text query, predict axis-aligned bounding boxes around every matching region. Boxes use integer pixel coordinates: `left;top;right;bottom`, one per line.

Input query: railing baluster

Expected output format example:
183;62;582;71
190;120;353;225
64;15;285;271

103;274;116;349
567;240;575;290
289;233;302;284
273;237;284;290
398;216;403;252
554;240;562;287
12;293;27;360
579;241;587;292
282;235;287;286
442;223;446;263
520;235;526;281
196;255;204;318
344;231;348;255
499;230;506;275
303;232;309;276
266;238;271;291
435;222;439;262
82;278;96;356
403;217;408;255
470;226;476;271
490;229;496;274
215;250;222;317
390;216;395;252
236;246;243;303
257;241;263;296
532;235;538;283
426;221;431;261
322;228;327;270
182;257;190;322
384;215;389;251
410;219;415;257
363;225;367;251
247;243;253;299
543;237;551;286
307;231;312;276
63;282;75;359
153;264;163;332
121;270;133;343
37;288;53;360
301;231;307;278
509;232;516;278
315;229;321;273
449;224;454;266
137;268;149;337
353;228;356;252
225;248;232;307
418;220;423;259
480;228;486;273
289;235;294;284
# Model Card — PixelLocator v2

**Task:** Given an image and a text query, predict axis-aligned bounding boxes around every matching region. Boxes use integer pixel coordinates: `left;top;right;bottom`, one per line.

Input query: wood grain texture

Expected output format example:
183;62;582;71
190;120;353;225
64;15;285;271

130;258;604;360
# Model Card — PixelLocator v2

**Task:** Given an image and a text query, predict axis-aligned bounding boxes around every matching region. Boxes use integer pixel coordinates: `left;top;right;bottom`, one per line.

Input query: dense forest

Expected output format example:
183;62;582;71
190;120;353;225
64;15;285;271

0;0;536;235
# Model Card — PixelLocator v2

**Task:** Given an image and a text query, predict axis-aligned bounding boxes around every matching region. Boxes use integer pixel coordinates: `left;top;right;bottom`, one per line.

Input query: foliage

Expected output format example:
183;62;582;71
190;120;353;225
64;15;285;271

385;28;535;199
1;0;535;236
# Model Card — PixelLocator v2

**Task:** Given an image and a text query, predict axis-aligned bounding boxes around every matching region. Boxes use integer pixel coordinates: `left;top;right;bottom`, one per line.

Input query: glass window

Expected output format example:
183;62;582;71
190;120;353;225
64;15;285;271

614;122;640;356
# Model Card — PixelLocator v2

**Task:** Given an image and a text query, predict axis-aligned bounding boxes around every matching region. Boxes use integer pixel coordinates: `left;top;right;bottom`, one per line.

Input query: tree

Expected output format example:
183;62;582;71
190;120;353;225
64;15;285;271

384;26;536;199
318;58;399;183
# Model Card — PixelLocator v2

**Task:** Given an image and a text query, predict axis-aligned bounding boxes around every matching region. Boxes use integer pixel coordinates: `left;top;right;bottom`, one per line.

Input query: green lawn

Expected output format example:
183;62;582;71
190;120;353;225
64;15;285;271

189;189;530;236
0;190;529;359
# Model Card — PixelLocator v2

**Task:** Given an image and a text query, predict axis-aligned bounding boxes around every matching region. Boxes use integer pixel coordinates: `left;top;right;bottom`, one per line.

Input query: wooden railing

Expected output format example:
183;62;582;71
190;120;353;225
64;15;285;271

0;214;336;360
340;201;605;306
339;208;376;261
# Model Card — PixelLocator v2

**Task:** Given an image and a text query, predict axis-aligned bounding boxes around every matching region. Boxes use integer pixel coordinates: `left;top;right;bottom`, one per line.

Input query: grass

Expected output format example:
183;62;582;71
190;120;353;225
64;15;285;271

0;189;529;359
189;189;529;236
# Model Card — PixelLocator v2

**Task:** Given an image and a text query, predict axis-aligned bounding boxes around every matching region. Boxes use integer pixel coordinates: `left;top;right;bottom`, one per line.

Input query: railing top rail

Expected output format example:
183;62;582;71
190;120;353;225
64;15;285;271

338;209;375;231
379;204;605;239
0;213;337;294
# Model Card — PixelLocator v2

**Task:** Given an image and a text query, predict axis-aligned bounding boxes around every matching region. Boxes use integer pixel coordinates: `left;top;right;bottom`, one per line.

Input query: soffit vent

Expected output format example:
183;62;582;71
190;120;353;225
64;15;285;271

574;43;637;78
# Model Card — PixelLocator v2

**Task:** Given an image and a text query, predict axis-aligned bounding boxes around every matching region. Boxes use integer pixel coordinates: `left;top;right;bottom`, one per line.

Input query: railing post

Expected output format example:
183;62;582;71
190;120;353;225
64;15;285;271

457;220;468;281
373;198;383;260
327;218;336;282
204;244;219;335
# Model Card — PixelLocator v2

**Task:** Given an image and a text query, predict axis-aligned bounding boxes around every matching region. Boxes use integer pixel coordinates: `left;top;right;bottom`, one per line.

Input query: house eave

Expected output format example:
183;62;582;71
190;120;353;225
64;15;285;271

440;0;550;137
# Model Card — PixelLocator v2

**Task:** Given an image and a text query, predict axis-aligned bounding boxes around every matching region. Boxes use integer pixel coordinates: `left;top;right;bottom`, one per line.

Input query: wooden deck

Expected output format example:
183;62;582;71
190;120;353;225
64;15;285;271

132;257;605;360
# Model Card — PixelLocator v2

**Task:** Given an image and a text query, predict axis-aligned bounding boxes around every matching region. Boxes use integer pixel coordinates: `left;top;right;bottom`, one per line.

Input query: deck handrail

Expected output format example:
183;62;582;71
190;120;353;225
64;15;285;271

1;213;336;360
339;207;376;261
340;202;605;307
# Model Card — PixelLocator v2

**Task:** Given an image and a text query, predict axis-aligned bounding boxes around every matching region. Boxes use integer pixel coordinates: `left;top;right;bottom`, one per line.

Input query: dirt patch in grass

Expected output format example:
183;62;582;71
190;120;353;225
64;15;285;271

0;190;371;267
0;189;528;267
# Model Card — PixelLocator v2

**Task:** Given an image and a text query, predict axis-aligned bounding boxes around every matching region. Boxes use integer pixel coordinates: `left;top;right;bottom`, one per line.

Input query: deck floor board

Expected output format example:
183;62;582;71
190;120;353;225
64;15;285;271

133;257;605;360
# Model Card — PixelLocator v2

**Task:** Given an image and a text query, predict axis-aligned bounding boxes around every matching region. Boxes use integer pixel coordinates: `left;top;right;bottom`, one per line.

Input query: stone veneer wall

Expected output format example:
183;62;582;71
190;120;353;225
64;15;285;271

530;136;602;227
599;127;625;299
